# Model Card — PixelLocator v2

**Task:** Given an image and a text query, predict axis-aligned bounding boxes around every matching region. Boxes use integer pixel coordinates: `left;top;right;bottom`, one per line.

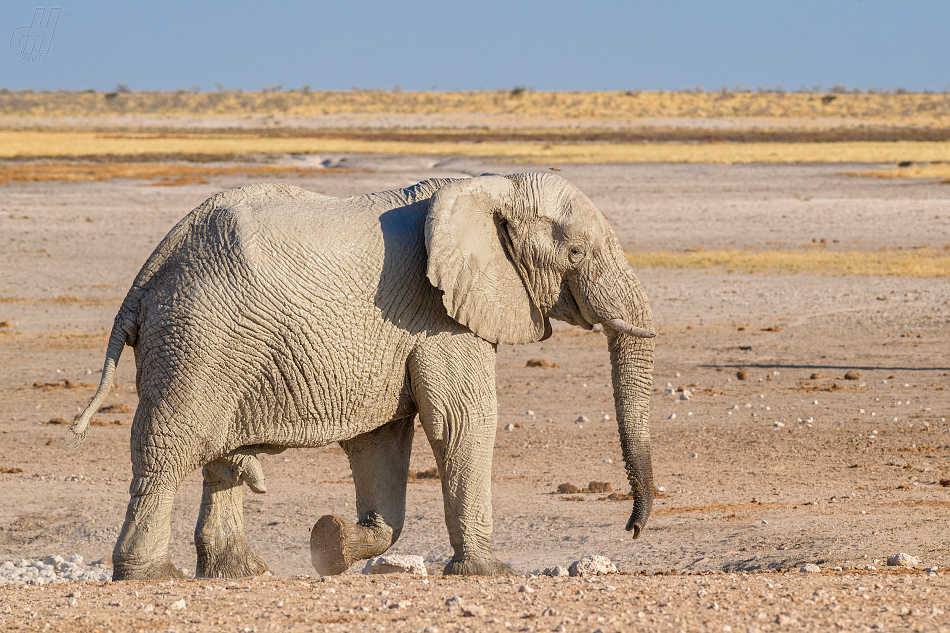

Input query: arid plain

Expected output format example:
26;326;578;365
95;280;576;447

1;92;949;631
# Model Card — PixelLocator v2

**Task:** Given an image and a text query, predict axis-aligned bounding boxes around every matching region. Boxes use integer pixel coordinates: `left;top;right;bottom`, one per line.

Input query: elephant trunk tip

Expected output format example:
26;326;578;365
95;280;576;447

625;514;643;539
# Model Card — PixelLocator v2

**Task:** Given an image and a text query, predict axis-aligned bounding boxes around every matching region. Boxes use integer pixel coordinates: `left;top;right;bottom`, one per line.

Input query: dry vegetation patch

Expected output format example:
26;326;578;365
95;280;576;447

3;90;950;122
3;130;950;164
0;161;366;186
627;249;950;277
847;163;950;182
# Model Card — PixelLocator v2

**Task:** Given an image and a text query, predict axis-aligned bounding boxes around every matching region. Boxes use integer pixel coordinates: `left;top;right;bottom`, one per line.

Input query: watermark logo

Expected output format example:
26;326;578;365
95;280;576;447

10;7;60;62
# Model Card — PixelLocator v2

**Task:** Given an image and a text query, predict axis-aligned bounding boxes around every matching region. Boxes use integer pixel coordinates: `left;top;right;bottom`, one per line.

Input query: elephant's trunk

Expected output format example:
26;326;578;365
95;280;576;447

607;326;655;538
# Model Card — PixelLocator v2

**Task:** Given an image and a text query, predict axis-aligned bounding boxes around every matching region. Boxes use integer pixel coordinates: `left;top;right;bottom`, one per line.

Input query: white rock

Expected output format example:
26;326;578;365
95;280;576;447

461;604;486;617
503;423;515;431
569;555;617;577
525;410;534;416
799;563;821;573
169;599;186;611
576;415;590;423
518;584;534;593
680;390;692;400
886;553;919;568
362;554;427;576
543;566;569;577
668;413;677;420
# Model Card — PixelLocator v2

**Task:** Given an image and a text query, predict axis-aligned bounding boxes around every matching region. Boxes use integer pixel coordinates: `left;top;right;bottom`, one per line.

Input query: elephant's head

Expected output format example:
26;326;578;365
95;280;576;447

425;172;656;538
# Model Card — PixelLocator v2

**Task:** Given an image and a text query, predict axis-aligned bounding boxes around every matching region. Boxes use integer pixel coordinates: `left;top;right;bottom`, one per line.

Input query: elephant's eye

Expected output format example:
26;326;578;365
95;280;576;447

567;245;586;265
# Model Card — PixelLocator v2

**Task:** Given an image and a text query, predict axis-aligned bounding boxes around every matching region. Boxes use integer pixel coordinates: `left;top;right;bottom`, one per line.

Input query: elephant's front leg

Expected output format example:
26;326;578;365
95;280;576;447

194;453;269;578
310;417;414;575
411;336;513;576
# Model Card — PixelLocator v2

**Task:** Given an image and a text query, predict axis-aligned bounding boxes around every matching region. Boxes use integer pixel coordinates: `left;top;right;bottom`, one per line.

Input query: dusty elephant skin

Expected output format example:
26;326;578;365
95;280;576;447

68;172;656;580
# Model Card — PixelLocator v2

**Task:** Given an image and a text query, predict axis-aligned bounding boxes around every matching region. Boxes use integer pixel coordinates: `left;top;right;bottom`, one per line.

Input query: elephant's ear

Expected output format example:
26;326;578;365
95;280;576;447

425;175;547;345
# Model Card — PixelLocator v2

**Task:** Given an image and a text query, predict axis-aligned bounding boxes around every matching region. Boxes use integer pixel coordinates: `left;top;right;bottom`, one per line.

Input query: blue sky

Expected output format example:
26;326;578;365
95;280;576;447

4;1;949;92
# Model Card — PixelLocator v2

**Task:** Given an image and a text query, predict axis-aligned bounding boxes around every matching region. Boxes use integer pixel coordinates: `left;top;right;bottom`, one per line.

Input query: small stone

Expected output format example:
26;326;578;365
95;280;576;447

799;563;821;573
925;566;939;573
680;390;692;400
775;614;798;626
668;413;677;420
569;555;617;577
844;370;860;380
543;565;569;577
692;453;699;459
461;604;486;617
526;358;559;369
557;483;580;494
518;584;534;593
504;423;515;431
141;603;154;612
886;553;919;568
389;600;412;610
169;599;186;611
736;370;748;380
445;596;464;609
525;410;534;416
67;598;78;607
363;554;427;576
576;415;590;423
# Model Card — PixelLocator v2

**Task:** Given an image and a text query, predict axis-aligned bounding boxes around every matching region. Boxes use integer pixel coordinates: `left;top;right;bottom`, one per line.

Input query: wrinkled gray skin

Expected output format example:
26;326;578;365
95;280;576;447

69;173;656;580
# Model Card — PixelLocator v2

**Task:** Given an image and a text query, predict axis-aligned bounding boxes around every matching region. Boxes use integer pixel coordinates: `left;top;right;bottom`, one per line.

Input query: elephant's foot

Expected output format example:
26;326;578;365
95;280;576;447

310;512;394;576
196;538;269;579
112;556;187;581
443;554;514;577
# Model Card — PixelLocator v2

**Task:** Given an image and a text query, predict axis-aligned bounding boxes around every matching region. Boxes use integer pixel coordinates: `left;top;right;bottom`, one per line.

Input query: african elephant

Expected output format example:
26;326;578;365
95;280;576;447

69;172;656;580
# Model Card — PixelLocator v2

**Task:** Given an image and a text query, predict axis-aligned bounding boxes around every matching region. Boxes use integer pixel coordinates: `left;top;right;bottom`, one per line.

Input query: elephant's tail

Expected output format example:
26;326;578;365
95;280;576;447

64;290;141;451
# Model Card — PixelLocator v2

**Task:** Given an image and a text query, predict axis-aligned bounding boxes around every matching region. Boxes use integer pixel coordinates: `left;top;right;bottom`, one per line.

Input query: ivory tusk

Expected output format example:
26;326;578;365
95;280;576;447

603;319;657;339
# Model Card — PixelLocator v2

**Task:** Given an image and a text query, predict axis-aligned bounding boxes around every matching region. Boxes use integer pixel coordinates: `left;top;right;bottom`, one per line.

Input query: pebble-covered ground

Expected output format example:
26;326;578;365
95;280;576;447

2;154;948;630
1;568;948;632
0;555;111;586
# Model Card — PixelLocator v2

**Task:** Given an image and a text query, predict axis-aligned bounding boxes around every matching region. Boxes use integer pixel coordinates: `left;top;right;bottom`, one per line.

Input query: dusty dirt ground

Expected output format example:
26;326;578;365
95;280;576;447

1;155;949;631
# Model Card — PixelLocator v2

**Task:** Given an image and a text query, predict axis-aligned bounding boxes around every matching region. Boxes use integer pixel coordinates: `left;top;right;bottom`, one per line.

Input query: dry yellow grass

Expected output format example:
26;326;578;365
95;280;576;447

626;249;950;277
0;161;365;187
846;164;950;181
3;91;950;124
3;131;950;164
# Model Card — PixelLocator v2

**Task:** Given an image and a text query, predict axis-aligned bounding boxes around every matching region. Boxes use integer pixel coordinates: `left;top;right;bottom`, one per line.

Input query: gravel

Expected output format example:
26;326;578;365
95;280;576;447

0;554;112;585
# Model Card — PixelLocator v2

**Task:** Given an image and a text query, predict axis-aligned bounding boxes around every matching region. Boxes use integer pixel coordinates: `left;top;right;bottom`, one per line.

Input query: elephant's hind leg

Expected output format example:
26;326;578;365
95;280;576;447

310;417;413;575
194;454;269;579
112;484;187;581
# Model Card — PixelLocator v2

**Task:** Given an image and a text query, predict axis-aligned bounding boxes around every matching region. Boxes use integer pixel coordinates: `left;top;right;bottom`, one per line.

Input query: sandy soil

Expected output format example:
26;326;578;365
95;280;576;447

1;155;948;630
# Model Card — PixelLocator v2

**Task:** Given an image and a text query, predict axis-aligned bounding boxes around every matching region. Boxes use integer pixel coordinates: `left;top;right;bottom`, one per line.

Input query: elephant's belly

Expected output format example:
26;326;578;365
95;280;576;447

243;335;419;448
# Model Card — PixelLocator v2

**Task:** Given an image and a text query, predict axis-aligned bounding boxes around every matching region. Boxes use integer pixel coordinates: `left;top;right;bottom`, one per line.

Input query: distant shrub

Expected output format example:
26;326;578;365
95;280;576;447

510;85;526;97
